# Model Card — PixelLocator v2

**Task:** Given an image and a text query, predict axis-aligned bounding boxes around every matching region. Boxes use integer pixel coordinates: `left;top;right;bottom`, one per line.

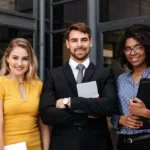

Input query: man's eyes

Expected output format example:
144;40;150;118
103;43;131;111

71;39;88;42
71;40;77;42
82;39;88;41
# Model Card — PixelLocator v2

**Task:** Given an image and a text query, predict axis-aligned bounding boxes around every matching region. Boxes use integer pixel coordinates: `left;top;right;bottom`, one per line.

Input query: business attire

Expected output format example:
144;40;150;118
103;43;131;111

0;76;42;150
111;67;150;150
40;58;117;150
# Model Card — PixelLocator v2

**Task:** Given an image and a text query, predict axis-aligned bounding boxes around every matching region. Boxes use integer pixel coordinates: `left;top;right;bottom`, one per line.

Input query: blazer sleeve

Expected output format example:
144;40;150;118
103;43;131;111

70;68;117;116
111;76;123;130
39;70;88;126
111;112;122;130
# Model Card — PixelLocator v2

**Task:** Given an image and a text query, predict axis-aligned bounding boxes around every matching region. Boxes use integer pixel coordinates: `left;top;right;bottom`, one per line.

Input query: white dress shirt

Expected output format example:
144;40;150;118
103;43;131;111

69;58;90;81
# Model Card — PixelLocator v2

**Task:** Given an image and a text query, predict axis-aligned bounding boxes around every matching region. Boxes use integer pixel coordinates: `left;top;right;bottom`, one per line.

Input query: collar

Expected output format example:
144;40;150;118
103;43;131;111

127;67;150;78
69;58;90;69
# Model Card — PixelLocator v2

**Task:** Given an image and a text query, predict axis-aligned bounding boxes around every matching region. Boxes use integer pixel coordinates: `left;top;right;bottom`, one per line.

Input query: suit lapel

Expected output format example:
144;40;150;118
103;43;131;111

63;62;96;95
83;62;96;82
63;63;78;95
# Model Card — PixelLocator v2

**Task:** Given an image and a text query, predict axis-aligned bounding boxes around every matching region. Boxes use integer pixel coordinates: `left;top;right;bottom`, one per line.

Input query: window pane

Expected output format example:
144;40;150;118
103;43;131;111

0;26;33;63
100;0;150;22
103;30;124;75
53;0;62;2
53;33;69;67
45;0;50;19
45;33;50;69
0;0;33;14
53;0;87;30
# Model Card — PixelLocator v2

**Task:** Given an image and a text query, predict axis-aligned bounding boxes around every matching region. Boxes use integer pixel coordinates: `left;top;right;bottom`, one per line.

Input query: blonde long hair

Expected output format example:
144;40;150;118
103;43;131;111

0;38;38;81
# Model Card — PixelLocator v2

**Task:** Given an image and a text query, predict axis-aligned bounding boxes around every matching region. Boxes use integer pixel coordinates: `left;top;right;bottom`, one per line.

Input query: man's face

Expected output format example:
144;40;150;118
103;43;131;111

66;30;92;63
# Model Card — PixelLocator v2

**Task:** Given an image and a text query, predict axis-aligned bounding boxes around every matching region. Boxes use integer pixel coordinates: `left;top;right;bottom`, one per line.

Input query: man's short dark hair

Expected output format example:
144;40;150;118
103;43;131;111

117;24;150;69
66;22;91;40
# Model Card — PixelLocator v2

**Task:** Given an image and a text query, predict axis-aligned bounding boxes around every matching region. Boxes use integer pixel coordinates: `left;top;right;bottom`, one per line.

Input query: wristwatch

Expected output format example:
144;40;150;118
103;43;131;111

63;98;69;108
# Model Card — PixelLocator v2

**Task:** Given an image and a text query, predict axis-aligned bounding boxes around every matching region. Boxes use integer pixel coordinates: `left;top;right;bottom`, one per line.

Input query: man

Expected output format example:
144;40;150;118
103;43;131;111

39;22;117;150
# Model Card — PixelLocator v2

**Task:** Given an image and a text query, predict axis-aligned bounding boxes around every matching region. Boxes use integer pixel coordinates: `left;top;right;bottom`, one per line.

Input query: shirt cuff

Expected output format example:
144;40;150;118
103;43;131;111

111;114;122;130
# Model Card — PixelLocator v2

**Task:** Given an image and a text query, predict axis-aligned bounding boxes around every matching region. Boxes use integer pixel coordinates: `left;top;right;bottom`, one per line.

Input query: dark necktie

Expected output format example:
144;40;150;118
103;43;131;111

76;64;85;84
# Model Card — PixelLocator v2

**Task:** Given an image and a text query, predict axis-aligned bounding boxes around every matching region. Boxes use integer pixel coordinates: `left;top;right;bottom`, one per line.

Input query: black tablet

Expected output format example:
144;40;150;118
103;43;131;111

136;78;150;129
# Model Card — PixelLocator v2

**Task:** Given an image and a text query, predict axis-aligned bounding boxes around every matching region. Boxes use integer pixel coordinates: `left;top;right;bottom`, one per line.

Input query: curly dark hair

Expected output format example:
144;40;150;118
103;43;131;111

117;24;150;70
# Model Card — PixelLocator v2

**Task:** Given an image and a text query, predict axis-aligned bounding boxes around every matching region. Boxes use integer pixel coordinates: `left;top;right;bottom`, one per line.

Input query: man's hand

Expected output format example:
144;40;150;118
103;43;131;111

56;99;65;108
129;98;147;117
119;114;143;129
56;97;71;109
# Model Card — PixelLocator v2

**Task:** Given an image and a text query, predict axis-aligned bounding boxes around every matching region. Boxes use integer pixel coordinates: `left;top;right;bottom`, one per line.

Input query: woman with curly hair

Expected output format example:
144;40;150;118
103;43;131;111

111;24;150;150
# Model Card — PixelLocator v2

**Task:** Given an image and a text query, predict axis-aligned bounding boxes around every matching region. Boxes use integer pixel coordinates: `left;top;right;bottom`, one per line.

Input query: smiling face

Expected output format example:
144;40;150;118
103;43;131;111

66;30;92;63
125;38;147;69
6;46;29;79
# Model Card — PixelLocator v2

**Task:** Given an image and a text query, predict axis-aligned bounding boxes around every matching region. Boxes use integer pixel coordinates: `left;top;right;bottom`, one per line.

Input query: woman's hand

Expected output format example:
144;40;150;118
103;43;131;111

129;98;147;117
39;118;50;150
119;114;143;129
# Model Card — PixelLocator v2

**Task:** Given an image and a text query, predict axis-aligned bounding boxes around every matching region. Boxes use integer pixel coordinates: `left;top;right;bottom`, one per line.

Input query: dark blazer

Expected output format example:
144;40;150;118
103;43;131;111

39;62;117;150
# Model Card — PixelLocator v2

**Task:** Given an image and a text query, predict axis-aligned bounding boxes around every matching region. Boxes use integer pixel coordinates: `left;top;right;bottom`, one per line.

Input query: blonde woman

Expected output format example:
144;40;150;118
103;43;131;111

0;38;50;150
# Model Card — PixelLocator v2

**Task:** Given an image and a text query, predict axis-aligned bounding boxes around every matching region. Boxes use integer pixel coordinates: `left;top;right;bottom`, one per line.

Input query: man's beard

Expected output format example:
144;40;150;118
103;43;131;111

70;47;90;61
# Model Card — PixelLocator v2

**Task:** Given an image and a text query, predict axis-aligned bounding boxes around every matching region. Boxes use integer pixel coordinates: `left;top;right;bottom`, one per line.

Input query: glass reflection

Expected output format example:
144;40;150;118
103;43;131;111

53;0;87;30
100;0;150;22
0;0;33;14
53;33;69;67
0;26;33;63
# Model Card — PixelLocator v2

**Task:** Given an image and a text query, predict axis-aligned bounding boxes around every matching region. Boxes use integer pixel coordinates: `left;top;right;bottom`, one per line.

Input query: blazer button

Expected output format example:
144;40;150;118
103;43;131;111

77;127;82;130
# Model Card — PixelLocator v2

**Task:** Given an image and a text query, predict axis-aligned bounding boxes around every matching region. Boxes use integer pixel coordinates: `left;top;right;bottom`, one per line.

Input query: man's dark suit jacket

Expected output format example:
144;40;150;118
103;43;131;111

39;62;117;150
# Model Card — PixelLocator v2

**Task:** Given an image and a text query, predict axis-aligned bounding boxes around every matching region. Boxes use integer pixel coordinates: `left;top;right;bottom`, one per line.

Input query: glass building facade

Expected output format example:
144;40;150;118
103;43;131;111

1;0;150;149
0;0;150;78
